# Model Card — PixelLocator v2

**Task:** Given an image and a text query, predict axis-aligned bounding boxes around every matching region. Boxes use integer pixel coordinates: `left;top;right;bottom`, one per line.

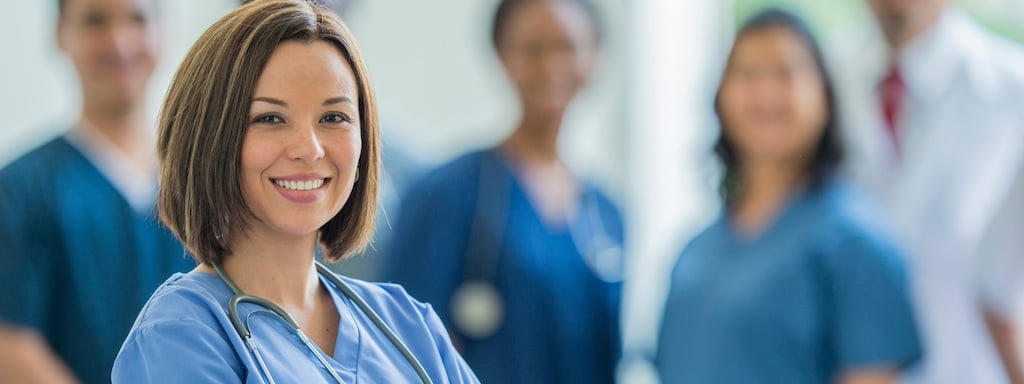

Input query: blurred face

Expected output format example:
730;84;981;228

718;27;828;167
240;41;361;238
498;0;598;117
864;0;945;43
57;0;160;111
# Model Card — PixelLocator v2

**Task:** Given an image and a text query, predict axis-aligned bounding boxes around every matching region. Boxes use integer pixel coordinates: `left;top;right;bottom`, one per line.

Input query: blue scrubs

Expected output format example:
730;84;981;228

112;271;479;383
655;180;922;383
0;137;195;384
383;149;623;384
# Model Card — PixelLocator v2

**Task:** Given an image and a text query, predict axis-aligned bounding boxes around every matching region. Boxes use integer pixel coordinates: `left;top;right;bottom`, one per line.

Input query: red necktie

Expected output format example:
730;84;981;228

880;64;905;152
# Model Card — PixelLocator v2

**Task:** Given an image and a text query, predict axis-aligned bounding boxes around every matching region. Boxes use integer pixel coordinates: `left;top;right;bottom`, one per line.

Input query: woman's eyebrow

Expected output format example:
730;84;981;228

324;96;355;106
252;97;287;106
250;96;354;106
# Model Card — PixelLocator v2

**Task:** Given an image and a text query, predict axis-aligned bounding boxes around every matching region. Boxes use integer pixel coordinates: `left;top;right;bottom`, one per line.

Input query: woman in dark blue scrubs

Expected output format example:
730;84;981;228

655;9;922;384
384;0;622;383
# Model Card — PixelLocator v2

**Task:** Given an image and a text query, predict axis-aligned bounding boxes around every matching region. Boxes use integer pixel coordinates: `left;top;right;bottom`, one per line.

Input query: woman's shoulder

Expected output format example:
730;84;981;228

397;150;489;210
331;274;435;318
682;212;728;247
128;272;233;332
407;150;488;194
809;180;909;274
814;180;898;242
114;273;244;382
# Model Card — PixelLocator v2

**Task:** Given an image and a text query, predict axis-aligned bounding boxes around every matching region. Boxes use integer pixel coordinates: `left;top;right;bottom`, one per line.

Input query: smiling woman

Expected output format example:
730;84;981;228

110;1;479;383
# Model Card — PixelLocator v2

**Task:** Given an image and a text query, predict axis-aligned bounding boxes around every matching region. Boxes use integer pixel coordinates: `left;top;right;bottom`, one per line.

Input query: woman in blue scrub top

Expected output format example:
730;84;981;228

383;1;622;383
655;9;922;384
111;1;478;382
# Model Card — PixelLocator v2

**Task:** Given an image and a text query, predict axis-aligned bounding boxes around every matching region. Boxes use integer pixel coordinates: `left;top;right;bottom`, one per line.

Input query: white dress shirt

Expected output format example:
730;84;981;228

833;8;1024;384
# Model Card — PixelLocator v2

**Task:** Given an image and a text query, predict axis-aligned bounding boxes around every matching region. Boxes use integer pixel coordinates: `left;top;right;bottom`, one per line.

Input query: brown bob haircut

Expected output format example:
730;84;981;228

157;0;379;265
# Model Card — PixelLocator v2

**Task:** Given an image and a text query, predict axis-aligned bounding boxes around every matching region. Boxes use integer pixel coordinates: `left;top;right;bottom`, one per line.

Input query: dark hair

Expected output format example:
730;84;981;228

490;0;602;51
241;0;350;15
57;0;161;20
157;0;380;265
714;8;843;201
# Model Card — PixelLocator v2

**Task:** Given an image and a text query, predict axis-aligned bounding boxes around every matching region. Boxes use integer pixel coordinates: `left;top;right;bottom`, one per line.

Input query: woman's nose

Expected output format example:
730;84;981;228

286;123;325;163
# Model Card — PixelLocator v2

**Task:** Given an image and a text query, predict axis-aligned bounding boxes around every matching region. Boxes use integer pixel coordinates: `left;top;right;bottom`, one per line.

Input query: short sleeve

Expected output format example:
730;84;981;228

0;170;53;329
824;233;923;370
418;302;481;384
112;319;242;383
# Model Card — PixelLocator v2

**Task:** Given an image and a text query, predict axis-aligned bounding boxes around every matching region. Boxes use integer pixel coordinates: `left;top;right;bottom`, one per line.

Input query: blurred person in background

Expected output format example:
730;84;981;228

383;0;623;383
833;0;1024;382
656;9;922;384
0;0;194;382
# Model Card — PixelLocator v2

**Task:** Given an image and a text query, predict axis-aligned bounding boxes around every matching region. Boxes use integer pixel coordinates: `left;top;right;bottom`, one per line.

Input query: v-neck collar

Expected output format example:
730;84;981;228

483;148;594;237
720;186;815;248
317;273;362;379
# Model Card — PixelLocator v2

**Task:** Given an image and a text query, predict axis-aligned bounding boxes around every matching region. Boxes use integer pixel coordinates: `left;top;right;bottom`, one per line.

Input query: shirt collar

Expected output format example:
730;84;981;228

64;123;157;213
895;8;968;106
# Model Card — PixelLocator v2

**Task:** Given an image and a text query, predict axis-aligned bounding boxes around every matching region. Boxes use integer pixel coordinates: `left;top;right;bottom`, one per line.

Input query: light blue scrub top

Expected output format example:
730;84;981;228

655;180;922;384
112;270;479;383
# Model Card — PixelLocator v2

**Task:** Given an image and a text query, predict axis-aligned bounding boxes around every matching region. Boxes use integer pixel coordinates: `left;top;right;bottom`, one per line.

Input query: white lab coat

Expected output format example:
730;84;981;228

832;8;1024;384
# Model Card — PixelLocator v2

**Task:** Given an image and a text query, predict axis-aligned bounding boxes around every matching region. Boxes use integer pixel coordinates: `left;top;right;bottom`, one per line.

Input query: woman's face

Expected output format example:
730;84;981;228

239;40;361;238
498;0;598;117
718;27;828;167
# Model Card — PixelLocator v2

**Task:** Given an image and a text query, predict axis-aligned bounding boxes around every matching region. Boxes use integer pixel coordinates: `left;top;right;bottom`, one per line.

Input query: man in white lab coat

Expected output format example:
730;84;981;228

833;0;1024;383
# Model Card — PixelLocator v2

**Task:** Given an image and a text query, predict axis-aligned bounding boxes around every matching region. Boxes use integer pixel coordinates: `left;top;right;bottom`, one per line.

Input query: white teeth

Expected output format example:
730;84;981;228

274;178;325;191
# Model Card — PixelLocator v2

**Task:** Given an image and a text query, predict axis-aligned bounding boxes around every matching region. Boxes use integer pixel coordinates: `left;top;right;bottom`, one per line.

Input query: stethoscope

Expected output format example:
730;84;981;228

213;261;433;384
450;151;624;340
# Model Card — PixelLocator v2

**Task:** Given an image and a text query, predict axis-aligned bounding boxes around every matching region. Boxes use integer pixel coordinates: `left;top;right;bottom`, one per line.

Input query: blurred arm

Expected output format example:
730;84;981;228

837;369;898;384
0;324;78;384
984;309;1024;384
977;162;1024;384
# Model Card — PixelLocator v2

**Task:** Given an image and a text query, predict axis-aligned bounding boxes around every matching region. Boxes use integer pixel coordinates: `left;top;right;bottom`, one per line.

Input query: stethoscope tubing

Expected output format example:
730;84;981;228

213;262;434;384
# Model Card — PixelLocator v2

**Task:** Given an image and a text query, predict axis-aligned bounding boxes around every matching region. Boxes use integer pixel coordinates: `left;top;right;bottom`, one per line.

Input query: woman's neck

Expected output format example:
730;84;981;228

218;230;322;311
501;110;564;164
498;109;584;227
731;160;806;236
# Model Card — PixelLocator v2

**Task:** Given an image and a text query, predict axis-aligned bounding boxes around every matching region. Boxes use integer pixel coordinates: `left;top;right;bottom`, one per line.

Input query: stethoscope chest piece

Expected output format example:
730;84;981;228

582;235;625;283
451;279;504;340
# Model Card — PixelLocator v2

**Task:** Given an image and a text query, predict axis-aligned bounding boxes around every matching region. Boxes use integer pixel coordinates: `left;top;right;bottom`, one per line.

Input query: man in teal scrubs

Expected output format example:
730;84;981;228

0;0;193;382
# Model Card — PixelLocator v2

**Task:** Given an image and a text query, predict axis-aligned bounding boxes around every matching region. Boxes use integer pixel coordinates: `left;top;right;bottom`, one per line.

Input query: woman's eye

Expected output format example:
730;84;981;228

321;113;352;124
82;12;107;28
252;115;283;124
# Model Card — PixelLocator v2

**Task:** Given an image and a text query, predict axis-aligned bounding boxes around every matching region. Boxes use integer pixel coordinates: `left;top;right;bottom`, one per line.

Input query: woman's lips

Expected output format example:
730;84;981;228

269;176;331;204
